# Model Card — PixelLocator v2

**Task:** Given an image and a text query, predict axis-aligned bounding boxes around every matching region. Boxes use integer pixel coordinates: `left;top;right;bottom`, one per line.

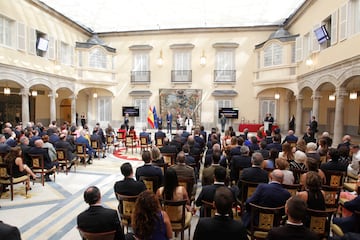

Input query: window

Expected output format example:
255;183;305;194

0;15;15;47
134;98;149;129
260;99;276;123
132;51;150;82
215;49;235;82
302;33;312;59
339;3;348;41
291;43;296;63
89;47;107;69
172;50;191;82
264;43;283;67
98;97;111;123
17;22;26;51
348;0;360;36
60;41;73;66
46;36;56;60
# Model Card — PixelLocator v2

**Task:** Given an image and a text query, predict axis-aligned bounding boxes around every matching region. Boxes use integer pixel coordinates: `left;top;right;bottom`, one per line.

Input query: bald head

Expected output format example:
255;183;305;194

34;139;44;148
212;143;221;152
271;169;284;183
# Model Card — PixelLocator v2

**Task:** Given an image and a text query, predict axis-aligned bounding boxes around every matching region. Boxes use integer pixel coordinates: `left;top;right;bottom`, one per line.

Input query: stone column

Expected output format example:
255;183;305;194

283;92;290;131
20;88;30;128
311;90;321;121
71;94;76;125
295;94;303;134
49;91;56;123
333;88;347;147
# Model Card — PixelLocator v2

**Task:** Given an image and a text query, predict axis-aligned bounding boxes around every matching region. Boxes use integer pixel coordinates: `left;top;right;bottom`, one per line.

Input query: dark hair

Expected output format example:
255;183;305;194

269;148;279;160
41;134;49;143
84;186;100;205
142;150;152;163
286;196;307;221
338;145;349;158
214;166;226;182
176;151;185;164
163;168;179;200
182;144;190;153
120;162;133;177
328;148;340;162
4;146;21;165
214;187;234;215
212;151;221;164
132;190;161;239
237;136;244;146
305;171;321;192
306;157;319;171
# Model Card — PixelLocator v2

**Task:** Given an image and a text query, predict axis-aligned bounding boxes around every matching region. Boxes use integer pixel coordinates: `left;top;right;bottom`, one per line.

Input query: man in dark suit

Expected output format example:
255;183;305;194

77;186;125;240
135;150;163;189
194;187;248;240
160;138;178;155
19;136;32;166
194;128;205;150
139;126;151;144
267;196;318;240
0;134;10;154
28;139;58;181
0;221;21;240
332;195;360;233
90;126;106;158
282;130;298;144
154;125;166;142
242;169;290;227
75;130;93;164
266;134;282;152
230;145;252;183
55;133;76;170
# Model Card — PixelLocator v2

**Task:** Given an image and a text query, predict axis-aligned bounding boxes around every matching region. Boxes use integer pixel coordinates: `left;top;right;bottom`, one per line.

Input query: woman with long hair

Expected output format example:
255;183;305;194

279;142;295;161
132;190;172;240
4;147;37;190
297;171;325;210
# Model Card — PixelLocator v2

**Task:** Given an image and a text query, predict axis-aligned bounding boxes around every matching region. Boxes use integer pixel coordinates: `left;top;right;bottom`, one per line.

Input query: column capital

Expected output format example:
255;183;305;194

336;87;348;99
296;94;304;100
311;91;322;100
20;87;29;96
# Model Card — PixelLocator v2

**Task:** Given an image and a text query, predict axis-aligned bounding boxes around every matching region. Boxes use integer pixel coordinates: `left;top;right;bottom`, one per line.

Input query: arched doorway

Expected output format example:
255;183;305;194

60;99;71;123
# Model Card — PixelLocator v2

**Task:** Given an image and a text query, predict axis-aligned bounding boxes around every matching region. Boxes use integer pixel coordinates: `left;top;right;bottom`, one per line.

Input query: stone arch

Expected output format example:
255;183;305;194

0;72;26;88
338;65;360;87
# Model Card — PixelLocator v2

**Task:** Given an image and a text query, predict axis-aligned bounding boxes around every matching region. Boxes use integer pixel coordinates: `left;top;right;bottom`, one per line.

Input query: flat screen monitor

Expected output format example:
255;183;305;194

218;108;239;119
37;37;49;51
314;25;330;44
122;106;140;117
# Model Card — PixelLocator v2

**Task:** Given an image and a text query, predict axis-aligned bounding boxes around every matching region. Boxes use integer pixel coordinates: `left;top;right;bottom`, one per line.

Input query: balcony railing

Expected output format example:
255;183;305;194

131;71;151;83
214;70;236;82
171;70;192;83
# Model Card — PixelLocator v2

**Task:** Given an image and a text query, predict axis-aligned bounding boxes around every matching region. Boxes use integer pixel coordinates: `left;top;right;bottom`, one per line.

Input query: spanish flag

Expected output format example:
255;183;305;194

147;106;155;128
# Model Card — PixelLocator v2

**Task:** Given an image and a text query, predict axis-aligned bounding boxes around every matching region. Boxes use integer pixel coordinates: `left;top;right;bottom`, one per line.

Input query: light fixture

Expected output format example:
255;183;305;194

200;50;206;66
4;87;10;95
31;90;37;96
306;57;313;66
349;92;357;100
157;50;164;66
329;94;335;101
274;93;280;99
93;92;98;98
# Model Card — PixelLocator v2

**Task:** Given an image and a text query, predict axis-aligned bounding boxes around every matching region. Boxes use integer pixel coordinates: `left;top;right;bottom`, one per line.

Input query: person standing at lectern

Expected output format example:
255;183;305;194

124;113;130;132
264;113;274;132
220;114;226;133
166;111;173;134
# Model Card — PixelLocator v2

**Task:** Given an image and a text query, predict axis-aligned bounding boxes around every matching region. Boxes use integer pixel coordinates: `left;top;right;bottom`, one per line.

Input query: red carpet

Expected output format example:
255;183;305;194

113;147;141;161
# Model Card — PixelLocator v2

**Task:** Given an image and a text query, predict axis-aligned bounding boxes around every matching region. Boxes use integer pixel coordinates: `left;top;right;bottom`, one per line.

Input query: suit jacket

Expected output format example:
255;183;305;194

169;164;195;181
0;143;10;153
230;155;251;182
196;183;226;207
154;131;166;140
20;143;32;166
77;205;125;240
202;165;230;186
135;164;164;187
0;221;21;240
194;215;248;240
113;178;146;196
267;223;318;240
238;167;269;188
320;160;348;172
266;142;282;152
282;135;298;144
160;144;177;154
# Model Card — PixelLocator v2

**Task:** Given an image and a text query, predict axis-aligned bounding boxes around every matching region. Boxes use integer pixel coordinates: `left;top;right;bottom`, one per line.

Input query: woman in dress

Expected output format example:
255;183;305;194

132;190;172;240
4;147;37;190
297;171;325;210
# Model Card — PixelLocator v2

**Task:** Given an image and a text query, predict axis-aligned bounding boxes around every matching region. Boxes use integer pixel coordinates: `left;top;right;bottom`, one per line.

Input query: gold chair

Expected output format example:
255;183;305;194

239;180;260;212
78;228;116;240
125;135;137;154
306;208;336;239
106;135;115;153
90;140;104;160
178;177;196;203
291;168;308;184
201;200;216;217
30;154;56;186
155;136;165;148
282;183;301;196
162;153;176;166
152;162;168;175
323;170;346;187
116;194;138;233
322;185;341;211
139;136;151;152
139;176;160;193
249;203;285;240
116;131;126;146
161;199;191;240
75;143;88;167
56;148;75;175
0;162;29;200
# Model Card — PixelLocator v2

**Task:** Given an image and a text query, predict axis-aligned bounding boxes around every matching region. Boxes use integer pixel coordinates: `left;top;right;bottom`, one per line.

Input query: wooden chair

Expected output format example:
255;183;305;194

201;200;216;217
106;135;115;153
162;152;176;166
75;143;88;167
291;168;308;184
306;208;336;239
249;203;285;240
90;140;104;160
152;162;168;175
78;228;116;240
161;199;191;240
155;136;165;148
139;176;160;193
30;154;56;186
178;177;196;203
116;194;138;233
125;135;137;154
139;136;151;152
56;148;75;175
239;180;260;211
0;162;29;200
323;170;346;187
282;183;301;196
321;185;341;211
116;131;126;146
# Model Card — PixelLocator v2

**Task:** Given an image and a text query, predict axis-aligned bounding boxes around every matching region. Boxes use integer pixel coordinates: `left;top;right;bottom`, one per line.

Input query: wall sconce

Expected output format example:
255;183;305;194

329;94;336;101
274;93;280;99
306;57;313;66
200;50;206;66
47;93;59;98
157;50;164;67
31;90;38;97
4;87;11;95
349;92;358;100
93;92;98;98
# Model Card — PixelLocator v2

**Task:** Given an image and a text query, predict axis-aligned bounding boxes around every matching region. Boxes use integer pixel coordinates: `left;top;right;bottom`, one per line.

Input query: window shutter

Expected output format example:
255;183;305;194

339;3;348;41
28;27;36;55
312;24;320;52
17;22;26;51
295;36;303;62
331;10;338;45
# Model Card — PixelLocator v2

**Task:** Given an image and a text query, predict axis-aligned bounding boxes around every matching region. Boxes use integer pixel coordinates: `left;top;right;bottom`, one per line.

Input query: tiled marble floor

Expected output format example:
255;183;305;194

0;148;199;240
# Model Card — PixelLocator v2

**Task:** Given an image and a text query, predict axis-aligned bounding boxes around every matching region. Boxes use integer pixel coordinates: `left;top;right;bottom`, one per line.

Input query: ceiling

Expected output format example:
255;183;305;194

39;0;306;32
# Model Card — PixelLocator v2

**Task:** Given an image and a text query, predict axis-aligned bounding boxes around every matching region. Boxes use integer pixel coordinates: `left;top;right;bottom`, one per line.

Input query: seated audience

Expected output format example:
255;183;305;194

289;150;307;171
275;157;294;185
320;148;348;172
135;150;163;191
348;144;360;176
305;142;320;163
114;162;146;197
193;187;248;240
267;196;318;240
332;195;360;233
77;186;125;240
300;157;326;187
0;220;21;240
151;146;164;164
297;171;325;210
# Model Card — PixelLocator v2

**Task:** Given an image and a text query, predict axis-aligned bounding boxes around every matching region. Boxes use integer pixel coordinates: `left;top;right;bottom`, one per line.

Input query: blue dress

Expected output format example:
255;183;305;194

147;212;168;240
